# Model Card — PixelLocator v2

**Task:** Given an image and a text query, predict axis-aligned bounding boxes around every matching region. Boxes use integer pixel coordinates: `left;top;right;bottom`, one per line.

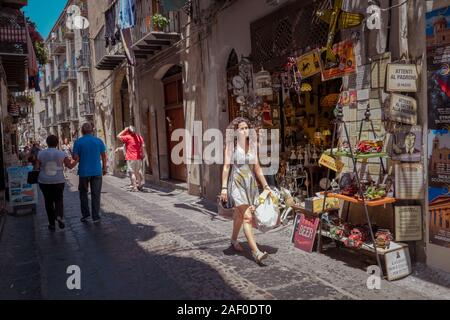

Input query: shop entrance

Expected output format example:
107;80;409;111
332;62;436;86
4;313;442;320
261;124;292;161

163;65;187;182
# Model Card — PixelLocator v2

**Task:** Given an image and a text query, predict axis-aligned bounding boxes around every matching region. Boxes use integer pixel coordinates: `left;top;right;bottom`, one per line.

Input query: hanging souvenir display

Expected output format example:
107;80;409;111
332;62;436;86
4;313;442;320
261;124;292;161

321;40;357;81
297;49;322;79
284;57;302;93
316;0;364;66
255;67;273;96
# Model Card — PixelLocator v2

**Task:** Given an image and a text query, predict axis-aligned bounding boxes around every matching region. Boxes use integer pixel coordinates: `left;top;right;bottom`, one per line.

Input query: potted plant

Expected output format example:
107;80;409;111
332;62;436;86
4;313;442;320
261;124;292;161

152;13;170;31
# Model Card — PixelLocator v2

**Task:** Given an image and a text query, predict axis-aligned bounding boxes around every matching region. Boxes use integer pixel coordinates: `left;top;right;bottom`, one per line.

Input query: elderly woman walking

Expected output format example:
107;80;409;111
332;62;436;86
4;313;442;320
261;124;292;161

35;135;75;231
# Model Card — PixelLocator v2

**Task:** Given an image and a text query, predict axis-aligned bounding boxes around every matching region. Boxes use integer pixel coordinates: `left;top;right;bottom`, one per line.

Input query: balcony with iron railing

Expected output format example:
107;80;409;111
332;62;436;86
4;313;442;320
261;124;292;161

69;107;79;121
94;26;126;70
0;11;29;91
94;1;126;70
80;101;94;117
77;42;91;71
66;68;77;81
57;112;70;124
131;0;181;60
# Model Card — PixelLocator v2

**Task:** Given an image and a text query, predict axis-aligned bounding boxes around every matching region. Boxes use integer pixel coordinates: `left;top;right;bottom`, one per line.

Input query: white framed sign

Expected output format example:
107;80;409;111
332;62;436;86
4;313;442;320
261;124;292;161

389;94;417;125
385;246;412;281
386;63;418;92
395;206;423;241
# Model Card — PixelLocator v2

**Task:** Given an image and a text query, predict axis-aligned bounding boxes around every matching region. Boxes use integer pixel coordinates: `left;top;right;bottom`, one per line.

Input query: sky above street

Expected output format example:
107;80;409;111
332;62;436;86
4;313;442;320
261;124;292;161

23;0;67;39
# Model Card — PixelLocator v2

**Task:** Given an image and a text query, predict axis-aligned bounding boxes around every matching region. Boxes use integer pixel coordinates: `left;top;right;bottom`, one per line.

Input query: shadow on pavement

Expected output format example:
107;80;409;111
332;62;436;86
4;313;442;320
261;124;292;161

31;185;247;300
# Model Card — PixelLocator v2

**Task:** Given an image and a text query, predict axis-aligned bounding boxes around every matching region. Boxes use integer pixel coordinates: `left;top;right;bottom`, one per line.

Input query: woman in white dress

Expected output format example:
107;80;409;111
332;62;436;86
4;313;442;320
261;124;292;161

220;117;272;264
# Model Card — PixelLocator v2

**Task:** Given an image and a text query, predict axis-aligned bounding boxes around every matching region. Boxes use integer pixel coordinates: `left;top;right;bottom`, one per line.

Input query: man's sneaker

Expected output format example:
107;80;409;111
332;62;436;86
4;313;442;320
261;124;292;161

93;218;101;224
80;217;89;223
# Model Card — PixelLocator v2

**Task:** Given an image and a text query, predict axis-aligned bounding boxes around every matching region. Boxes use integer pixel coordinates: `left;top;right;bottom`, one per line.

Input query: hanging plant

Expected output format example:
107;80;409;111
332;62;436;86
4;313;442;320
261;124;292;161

152;13;170;30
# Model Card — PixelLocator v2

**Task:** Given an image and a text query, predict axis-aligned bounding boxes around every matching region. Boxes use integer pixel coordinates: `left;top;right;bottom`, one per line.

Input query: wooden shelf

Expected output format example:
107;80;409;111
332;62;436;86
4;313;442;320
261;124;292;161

320;230;407;255
323;193;396;207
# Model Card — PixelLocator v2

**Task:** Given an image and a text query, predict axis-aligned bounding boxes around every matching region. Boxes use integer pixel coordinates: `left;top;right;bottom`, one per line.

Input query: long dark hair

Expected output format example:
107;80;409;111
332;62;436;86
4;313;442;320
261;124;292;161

226;117;252;131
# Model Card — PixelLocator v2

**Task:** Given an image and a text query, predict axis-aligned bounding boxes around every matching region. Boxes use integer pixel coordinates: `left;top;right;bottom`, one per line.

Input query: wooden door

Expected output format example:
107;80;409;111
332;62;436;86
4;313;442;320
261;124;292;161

163;71;187;182
145;109;152;174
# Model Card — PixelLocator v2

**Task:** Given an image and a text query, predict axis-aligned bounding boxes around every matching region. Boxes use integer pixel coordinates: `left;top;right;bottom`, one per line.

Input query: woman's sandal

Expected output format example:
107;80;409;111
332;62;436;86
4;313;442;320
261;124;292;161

230;239;244;252
252;250;269;264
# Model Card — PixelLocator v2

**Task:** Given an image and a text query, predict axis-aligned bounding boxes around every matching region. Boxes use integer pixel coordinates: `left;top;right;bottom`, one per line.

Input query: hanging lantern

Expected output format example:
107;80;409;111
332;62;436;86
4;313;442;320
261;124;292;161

255;67;273;96
301;83;312;92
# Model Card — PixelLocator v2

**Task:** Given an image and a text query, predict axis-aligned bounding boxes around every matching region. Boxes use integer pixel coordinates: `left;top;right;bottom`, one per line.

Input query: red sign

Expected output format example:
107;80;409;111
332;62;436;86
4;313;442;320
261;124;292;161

293;214;320;253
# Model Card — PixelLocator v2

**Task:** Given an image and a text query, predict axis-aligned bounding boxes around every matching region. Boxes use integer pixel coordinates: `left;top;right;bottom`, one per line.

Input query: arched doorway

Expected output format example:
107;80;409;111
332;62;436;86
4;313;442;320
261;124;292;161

163;64;187;182
226;49;240;122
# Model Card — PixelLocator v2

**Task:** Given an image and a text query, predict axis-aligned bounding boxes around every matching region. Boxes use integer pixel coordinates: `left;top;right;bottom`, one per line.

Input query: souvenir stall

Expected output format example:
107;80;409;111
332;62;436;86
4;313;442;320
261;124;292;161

235;0;422;281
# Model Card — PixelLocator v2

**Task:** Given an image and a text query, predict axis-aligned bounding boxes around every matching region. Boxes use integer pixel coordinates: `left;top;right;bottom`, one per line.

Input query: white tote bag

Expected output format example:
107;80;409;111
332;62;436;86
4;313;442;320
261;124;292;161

254;190;280;233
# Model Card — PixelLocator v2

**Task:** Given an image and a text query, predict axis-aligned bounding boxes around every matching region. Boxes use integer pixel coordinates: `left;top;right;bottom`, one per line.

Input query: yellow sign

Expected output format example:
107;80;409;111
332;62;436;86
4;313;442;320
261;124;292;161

319;154;344;172
297;49;322;79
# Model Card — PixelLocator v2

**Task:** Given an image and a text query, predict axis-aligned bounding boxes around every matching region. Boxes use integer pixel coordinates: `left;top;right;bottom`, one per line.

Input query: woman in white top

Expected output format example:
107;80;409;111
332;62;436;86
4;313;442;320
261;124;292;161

36;135;75;231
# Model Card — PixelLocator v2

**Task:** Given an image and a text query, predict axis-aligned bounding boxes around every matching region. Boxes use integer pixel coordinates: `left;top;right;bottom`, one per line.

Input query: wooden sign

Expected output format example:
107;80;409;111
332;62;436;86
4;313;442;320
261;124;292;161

385;246;412;281
386;63;418;92
395;206;423;241
319;154;344;172
297;49;322;79
389;94;417;125
395;163;425;200
293;213;320;253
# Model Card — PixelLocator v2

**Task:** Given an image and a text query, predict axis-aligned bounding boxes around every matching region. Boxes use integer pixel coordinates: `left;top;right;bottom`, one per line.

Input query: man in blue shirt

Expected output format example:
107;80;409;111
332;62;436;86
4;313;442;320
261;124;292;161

72;123;107;223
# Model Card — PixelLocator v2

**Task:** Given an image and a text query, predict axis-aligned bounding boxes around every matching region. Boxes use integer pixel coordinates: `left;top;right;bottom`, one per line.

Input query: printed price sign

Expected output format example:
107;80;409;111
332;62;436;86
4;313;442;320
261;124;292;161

293;214;320;253
385;247;412;281
319;154;344;172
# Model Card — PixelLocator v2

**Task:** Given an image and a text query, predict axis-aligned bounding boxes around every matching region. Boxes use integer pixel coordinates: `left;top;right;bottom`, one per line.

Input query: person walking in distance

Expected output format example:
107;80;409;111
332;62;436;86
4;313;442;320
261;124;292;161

35;135;75;231
117;126;147;192
72;123;107;223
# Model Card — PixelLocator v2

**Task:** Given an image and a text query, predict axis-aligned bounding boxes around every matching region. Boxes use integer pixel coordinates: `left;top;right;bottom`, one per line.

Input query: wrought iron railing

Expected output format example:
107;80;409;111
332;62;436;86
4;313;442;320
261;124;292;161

80;101;94;116
133;1;181;44
0;13;28;55
69;107;79;120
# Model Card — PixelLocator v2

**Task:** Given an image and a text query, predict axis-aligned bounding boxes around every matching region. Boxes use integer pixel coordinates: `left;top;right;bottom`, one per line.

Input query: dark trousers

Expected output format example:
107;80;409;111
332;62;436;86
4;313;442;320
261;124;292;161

39;183;65;226
79;176;102;220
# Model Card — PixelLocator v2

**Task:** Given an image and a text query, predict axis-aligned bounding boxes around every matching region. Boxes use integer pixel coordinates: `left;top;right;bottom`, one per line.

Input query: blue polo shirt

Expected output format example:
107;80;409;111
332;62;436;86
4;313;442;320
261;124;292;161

73;134;106;177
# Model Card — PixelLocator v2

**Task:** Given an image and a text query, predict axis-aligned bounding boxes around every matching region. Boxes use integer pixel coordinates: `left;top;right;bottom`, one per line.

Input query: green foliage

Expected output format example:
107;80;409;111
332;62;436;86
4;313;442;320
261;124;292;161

152;13;170;29
34;41;48;66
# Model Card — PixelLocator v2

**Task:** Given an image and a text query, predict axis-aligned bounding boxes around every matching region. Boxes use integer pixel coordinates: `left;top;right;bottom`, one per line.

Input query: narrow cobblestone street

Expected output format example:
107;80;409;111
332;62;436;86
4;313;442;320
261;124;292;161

1;174;450;300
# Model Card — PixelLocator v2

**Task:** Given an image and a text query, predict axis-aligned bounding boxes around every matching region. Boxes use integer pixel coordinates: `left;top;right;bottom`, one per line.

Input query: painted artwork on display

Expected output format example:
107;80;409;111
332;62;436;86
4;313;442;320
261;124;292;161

426;7;450;130
428;130;450;187
388;125;422;162
321;40;356;81
429;186;450;248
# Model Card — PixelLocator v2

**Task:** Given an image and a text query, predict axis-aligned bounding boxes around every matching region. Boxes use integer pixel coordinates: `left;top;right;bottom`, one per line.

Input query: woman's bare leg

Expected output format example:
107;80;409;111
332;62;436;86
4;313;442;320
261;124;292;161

242;206;260;253
231;206;244;241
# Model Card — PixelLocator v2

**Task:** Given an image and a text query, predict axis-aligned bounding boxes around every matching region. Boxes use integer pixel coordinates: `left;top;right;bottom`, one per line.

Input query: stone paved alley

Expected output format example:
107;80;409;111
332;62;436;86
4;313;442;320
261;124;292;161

1;174;450;300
